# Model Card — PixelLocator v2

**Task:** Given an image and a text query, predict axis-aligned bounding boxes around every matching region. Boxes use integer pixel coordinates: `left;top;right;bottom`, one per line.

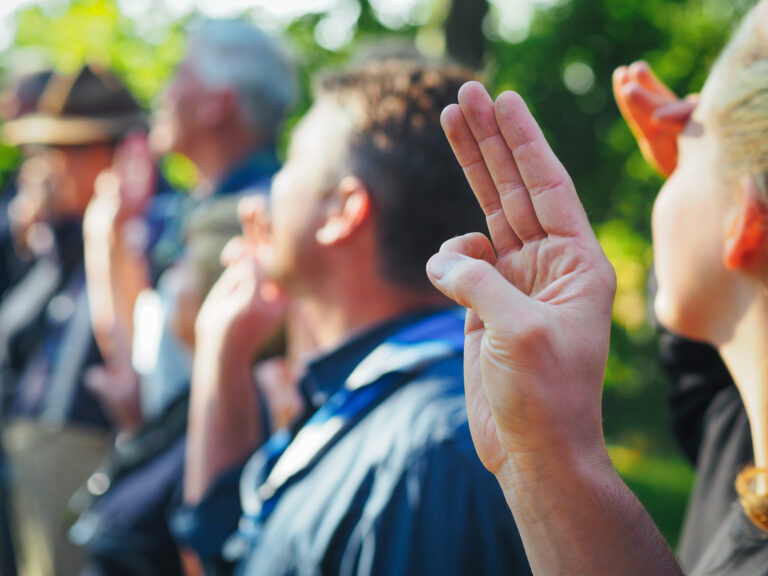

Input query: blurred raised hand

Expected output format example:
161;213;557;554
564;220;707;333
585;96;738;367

83;132;156;367
426;82;616;477
194;247;287;366
186;195;289;503
613;61;697;177
8;154;57;258
84;132;156;243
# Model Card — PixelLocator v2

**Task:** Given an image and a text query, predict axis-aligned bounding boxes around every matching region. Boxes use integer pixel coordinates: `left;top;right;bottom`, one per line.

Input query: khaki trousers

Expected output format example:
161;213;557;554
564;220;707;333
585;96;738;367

3;420;109;576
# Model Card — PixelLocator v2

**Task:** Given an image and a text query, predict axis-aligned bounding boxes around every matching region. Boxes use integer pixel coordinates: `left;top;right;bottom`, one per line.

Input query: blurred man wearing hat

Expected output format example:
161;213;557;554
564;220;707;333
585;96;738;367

0;64;146;576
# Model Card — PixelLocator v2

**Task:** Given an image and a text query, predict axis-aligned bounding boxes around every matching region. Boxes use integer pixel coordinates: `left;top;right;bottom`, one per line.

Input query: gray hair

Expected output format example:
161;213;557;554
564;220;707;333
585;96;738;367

188;19;298;141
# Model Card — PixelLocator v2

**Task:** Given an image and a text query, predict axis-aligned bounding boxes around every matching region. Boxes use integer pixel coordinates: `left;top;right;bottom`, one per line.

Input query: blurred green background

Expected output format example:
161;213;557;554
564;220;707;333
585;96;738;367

0;0;757;548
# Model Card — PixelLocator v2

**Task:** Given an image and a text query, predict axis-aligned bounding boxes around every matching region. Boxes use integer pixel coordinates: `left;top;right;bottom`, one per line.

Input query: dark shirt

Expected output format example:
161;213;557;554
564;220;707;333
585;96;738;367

1;220;110;428
71;394;189;576
149;149;280;281
172;308;531;576
660;331;755;572
690;506;768;576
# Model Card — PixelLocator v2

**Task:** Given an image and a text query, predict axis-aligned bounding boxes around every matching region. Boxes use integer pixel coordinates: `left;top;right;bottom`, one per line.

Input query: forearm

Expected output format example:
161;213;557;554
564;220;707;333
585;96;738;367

111;234;151;343
495;443;683;576
84;231;149;366
85;234;127;364
184;341;263;504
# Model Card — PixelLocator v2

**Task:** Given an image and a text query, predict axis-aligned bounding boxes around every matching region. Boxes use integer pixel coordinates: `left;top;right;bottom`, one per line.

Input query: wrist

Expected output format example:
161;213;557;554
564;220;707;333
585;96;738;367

494;423;614;498
193;334;254;395
494;437;617;540
196;326;251;368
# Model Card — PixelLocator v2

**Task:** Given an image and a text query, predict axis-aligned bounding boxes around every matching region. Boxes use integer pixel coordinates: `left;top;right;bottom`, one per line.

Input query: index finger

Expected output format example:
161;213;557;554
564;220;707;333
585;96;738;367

629;61;677;101
494;91;590;238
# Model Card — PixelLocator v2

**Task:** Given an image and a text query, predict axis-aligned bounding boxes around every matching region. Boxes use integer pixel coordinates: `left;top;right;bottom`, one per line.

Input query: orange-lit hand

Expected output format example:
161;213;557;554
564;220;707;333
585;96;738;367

613;61;697;177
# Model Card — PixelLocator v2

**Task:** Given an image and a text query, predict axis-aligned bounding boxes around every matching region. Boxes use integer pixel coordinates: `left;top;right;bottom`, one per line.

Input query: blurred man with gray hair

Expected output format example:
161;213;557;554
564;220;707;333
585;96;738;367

87;19;297;376
150;19;297;194
75;19;297;576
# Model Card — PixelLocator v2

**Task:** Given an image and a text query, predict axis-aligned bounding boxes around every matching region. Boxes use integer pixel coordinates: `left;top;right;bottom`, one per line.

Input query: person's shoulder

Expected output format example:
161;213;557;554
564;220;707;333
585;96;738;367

366;355;475;458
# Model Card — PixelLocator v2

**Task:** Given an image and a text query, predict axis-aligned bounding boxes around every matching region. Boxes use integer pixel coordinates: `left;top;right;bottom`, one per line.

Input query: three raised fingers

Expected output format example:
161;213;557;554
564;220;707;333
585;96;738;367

457;82;546;246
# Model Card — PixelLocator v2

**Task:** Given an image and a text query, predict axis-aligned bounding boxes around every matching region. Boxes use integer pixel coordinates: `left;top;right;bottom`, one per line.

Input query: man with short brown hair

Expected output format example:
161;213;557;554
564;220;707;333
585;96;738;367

173;59;531;576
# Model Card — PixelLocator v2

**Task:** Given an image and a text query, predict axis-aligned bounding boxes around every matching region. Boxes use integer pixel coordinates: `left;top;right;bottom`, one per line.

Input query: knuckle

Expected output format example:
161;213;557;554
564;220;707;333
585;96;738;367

604;264;618;297
511;123;539;151
454;258;492;290
496;179;526;200
528;178;568;200
592;257;618;298
447;260;494;308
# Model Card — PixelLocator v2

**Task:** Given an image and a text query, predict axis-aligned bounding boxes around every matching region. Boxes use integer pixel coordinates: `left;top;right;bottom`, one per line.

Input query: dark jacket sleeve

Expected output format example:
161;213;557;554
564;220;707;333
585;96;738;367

659;329;736;464
335;433;532;576
169;460;246;574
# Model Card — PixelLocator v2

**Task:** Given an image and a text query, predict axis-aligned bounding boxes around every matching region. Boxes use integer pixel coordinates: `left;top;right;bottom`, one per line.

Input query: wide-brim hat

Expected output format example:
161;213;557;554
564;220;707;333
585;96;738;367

3;65;146;146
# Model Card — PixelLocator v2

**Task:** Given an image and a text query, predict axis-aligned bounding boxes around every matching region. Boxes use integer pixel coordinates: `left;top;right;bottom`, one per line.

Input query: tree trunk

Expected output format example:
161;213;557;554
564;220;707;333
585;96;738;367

445;0;489;68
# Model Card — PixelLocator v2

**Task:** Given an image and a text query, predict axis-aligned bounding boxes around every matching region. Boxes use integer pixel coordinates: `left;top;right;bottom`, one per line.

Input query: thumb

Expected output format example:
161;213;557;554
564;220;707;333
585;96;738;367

427;251;527;327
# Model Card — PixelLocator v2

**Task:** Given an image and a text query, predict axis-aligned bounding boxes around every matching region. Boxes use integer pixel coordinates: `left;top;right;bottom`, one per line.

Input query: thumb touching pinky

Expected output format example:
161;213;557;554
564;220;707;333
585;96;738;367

426;251;525;327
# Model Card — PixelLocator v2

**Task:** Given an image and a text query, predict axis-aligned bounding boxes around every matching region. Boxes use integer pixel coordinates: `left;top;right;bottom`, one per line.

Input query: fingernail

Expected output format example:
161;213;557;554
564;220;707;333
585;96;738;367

427;252;462;280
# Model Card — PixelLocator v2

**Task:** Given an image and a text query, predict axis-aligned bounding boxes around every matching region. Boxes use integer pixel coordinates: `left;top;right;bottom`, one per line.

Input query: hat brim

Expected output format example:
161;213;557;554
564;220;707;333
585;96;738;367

2;113;146;146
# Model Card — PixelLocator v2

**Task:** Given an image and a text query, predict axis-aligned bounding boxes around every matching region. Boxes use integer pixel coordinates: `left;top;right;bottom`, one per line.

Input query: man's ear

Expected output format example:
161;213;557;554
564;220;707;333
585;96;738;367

316;177;371;246
723;175;768;270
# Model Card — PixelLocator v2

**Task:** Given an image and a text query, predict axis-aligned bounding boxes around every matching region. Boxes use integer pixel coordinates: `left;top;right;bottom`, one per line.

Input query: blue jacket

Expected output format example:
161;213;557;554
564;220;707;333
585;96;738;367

173;308;531;576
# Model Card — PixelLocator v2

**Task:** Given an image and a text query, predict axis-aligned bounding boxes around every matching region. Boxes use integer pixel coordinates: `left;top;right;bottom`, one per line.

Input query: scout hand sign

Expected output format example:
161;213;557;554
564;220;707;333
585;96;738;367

427;83;616;477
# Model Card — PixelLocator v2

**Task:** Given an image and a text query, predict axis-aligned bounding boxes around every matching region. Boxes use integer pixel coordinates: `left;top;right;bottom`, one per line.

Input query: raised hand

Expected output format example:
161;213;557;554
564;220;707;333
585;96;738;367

83;133;157;367
613;61;697;177
87;135;153;253
195;196;287;363
427;81;683;576
426;82;617;477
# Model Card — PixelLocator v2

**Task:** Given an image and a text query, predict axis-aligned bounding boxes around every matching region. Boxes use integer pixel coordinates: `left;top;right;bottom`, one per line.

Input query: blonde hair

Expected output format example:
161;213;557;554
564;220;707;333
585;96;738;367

710;4;768;197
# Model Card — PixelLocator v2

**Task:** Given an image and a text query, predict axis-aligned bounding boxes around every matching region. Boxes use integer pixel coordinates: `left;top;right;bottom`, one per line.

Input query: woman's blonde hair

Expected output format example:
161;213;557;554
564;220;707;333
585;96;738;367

710;3;768;197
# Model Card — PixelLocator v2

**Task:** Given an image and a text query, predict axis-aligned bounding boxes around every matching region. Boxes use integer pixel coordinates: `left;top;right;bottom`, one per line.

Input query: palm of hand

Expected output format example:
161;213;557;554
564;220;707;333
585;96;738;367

428;83;615;475
196;253;287;361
